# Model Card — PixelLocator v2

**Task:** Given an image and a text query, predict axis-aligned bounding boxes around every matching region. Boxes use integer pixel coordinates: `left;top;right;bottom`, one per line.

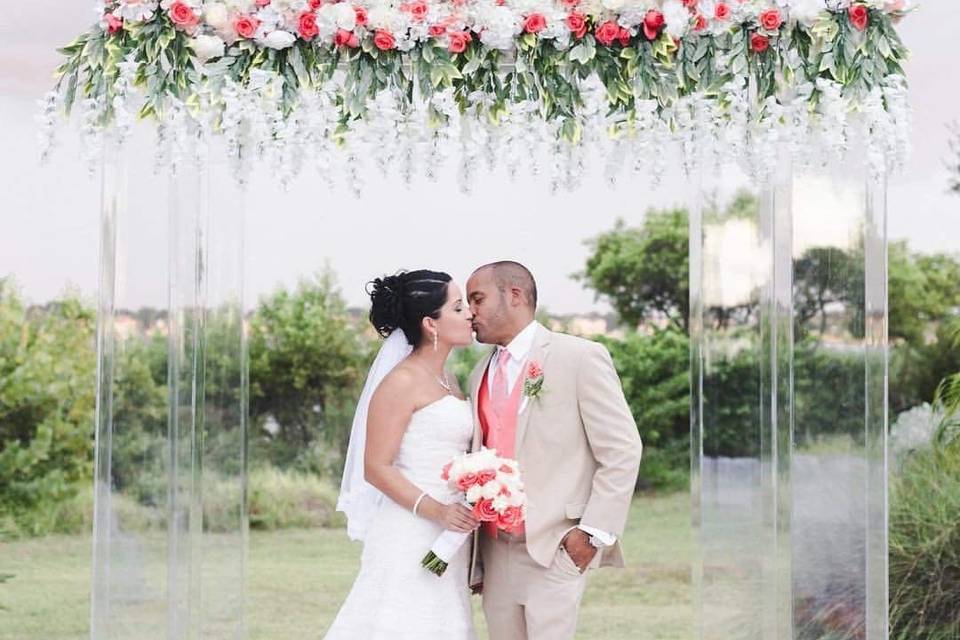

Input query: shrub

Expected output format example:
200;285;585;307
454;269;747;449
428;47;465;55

246;467;343;531
889;440;960;640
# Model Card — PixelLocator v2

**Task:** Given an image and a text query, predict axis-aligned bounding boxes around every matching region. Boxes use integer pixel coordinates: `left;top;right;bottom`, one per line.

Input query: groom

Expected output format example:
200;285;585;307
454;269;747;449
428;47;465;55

465;261;643;640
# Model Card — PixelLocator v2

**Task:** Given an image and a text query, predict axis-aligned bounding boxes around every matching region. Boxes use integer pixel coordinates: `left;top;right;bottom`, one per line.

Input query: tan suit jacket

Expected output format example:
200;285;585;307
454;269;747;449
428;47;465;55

468;325;642;586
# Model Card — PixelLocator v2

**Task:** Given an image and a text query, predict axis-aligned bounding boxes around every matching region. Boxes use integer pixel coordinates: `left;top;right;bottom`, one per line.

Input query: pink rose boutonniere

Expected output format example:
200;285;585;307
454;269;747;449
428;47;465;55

523;361;545;400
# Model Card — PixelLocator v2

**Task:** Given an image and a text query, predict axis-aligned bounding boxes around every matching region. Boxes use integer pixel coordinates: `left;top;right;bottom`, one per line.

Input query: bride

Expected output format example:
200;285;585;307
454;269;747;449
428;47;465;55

325;269;479;639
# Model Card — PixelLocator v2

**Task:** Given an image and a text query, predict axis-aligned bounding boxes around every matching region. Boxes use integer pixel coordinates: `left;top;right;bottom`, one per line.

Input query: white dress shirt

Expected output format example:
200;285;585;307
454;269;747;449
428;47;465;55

486;320;616;548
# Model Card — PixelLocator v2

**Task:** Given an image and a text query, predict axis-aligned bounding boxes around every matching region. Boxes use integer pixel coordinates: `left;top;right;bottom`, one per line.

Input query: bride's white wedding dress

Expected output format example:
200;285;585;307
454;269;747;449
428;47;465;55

325;395;477;640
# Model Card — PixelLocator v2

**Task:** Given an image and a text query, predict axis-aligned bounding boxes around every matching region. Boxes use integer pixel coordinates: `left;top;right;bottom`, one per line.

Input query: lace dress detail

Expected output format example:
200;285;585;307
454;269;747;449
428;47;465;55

324;395;477;640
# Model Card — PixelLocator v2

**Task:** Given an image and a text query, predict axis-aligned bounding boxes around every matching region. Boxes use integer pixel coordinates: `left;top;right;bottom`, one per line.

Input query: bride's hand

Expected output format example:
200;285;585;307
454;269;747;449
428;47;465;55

436;503;480;533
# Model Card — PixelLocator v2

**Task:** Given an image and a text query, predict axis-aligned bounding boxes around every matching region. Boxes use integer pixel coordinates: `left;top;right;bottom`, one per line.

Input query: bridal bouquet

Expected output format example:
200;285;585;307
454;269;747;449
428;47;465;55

421;448;527;577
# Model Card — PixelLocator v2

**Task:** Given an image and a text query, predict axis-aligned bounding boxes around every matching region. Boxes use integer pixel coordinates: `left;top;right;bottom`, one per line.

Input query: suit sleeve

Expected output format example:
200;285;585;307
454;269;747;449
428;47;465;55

576;341;643;538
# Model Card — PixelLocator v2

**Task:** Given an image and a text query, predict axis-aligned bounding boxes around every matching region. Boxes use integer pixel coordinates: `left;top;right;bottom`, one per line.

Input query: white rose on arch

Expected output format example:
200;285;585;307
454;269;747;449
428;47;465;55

260;30;297;49
204;2;230;29
190;34;226;60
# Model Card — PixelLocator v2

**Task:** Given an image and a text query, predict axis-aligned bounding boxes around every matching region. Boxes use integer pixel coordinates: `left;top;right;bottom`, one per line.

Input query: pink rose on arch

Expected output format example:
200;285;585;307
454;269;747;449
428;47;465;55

234;15;260;39
594;20;620;46
848;4;869;31
103;13;123;35
523;13;546;34
714;2;730;20
429;24;446;37
566;12;586;39
373;30;396;50
759;8;782;32
354;6;368;26
406;0;429;22
298;12;319;40
750;33;769;53
255;0;271;6
168;1;200;29
693;14;707;31
447;31;471;53
642;9;664;40
334;28;360;48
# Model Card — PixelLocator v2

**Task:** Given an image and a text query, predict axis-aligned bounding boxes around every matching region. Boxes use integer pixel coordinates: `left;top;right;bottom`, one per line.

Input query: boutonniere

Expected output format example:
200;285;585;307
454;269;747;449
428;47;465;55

523;361;545;400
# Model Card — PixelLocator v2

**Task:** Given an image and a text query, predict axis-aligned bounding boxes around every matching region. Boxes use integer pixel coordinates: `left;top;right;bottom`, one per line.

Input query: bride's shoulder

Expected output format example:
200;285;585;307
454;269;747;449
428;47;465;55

371;365;421;406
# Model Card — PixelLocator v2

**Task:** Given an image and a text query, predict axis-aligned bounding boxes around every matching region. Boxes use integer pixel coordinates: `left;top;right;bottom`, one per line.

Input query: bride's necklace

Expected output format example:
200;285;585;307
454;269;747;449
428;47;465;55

416;362;451;393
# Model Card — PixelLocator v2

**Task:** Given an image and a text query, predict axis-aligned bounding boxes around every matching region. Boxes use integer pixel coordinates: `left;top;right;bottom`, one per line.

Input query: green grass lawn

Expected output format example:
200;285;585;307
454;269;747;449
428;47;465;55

0;492;692;639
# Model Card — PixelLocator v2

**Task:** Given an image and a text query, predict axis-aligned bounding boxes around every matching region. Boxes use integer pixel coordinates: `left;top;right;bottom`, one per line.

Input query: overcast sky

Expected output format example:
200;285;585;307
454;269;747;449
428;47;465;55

1;3;957;314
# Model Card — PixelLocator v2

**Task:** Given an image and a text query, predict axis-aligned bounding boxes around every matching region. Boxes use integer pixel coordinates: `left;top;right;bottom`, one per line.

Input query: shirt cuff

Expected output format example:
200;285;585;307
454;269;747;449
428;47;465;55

577;525;616;547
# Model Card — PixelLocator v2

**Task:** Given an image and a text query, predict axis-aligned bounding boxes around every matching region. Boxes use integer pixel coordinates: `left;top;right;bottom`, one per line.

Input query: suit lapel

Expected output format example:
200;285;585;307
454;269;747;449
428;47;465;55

469;348;495;451
514;326;551;454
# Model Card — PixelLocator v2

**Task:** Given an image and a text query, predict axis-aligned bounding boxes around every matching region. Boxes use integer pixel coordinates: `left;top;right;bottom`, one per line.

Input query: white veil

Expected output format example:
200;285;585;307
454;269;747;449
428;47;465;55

336;328;412;541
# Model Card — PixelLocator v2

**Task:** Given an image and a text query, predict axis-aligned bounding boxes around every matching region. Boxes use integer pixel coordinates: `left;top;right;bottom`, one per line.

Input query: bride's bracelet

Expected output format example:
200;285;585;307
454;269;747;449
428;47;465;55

412;492;428;517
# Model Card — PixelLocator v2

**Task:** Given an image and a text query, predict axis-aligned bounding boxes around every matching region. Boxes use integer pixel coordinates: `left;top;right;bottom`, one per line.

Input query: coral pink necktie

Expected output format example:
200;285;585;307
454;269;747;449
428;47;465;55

491;347;511;420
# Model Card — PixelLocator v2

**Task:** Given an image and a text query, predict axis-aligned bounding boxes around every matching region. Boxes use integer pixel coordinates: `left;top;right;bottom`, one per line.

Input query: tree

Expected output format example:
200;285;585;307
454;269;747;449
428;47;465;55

579;190;763;333
248;272;369;470
793;246;860;337
596;330;690;490
0;282;96;524
580;207;689;331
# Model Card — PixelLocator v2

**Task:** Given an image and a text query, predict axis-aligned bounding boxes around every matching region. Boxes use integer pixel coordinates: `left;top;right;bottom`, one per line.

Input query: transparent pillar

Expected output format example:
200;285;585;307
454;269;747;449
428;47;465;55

91;132;247;639
691;149;888;639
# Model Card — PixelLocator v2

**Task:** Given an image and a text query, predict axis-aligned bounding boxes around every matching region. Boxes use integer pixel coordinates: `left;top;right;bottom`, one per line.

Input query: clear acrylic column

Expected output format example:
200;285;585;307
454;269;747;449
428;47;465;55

91;131;247;639
691;148;888;639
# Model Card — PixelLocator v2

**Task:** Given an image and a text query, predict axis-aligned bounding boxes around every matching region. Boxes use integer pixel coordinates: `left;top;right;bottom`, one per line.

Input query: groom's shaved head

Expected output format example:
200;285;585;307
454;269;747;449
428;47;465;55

475;261;538;309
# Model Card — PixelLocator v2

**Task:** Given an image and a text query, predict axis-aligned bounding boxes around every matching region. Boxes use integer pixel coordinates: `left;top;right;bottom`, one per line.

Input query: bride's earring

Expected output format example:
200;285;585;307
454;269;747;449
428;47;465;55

433;331;438;352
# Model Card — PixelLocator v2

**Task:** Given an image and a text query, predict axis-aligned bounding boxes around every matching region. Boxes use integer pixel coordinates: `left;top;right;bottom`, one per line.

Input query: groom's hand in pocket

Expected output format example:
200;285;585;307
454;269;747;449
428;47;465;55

561;529;597;573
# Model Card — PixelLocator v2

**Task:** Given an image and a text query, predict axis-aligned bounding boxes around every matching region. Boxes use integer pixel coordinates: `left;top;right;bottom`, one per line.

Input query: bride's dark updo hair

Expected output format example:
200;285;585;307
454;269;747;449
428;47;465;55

368;270;453;347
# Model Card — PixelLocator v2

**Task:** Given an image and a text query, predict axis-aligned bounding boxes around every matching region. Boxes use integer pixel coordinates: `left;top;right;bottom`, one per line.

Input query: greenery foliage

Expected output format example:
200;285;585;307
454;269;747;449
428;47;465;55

889;437;960;640
0;282;96;535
